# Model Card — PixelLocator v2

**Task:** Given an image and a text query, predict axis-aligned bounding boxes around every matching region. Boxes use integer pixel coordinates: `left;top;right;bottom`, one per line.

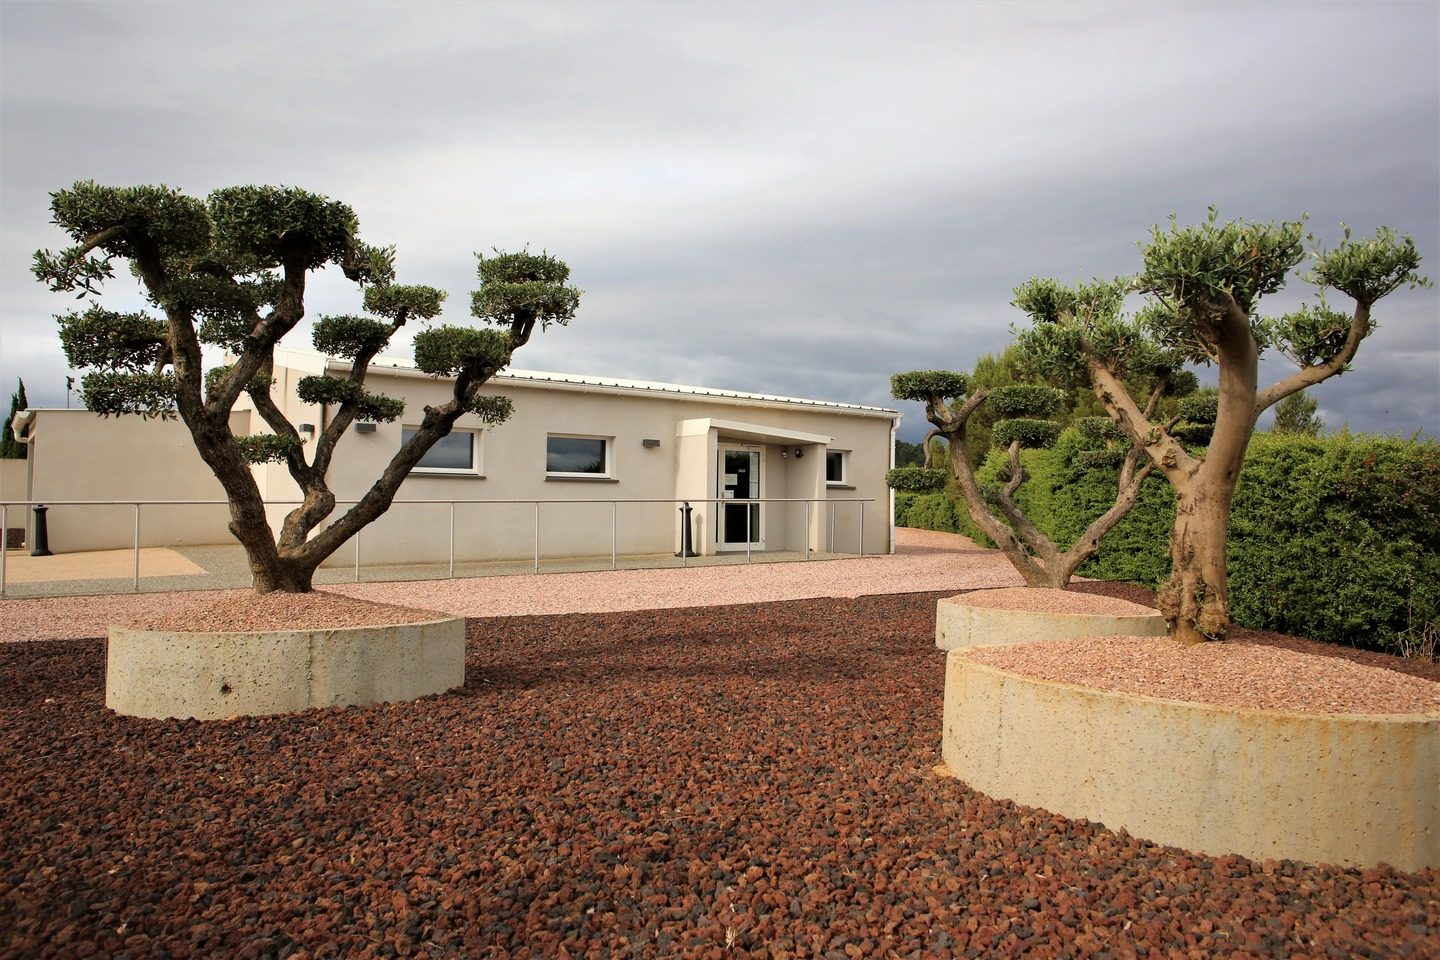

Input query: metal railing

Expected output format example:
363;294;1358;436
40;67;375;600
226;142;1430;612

0;496;876;597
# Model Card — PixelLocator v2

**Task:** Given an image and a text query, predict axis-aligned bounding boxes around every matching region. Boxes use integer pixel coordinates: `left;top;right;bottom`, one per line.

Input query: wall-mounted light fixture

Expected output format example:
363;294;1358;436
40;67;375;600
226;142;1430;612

298;423;315;435
642;438;660;448
793;447;804;458
355;422;376;434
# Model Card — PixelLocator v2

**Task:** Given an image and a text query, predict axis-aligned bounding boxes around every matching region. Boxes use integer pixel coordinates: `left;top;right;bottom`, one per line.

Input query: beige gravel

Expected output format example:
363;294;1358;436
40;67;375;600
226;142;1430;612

970;634;1440;715
123;591;445;633
959;586;1157;617
0;528;1021;641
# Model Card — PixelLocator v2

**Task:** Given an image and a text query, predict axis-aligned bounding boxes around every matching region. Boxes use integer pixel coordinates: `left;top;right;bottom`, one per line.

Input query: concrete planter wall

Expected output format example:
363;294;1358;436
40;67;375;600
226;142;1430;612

936;588;1167;651
107;616;465;720
943;654;1440;871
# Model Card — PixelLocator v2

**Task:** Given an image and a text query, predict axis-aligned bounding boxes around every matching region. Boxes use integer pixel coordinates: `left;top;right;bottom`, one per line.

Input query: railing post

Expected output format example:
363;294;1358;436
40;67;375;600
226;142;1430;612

448;502;456;579
0;504;7;598
133;503;141;591
533;502;540;573
858;501;864;557
804;500;810;561
610;501;617;570
355;530;361;582
745;499;752;564
829;501;836;555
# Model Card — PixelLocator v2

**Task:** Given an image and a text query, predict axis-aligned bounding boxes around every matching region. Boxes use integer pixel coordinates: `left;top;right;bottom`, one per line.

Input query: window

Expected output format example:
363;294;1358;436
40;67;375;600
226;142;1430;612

402;427;481;475
826;449;849;486
546;434;612;478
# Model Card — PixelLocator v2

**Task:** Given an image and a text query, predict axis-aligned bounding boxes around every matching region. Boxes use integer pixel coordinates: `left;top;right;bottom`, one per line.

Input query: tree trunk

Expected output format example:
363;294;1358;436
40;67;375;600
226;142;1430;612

250;556;320;594
1156;484;1233;644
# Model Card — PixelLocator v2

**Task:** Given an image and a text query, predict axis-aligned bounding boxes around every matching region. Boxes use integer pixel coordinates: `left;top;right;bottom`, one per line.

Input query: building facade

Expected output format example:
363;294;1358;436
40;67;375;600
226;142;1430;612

11;351;900;566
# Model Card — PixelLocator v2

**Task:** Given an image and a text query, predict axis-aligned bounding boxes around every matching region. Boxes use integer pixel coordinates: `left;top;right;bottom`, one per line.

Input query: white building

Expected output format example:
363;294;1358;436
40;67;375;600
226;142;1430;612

10;350;900;566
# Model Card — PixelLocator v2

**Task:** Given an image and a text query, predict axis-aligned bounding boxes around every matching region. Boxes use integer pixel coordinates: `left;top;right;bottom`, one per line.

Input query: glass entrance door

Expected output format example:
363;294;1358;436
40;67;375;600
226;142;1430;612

717;447;762;550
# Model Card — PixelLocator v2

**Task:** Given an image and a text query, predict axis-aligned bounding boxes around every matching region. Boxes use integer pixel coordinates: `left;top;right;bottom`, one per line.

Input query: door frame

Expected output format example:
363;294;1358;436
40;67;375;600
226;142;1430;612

715;443;765;551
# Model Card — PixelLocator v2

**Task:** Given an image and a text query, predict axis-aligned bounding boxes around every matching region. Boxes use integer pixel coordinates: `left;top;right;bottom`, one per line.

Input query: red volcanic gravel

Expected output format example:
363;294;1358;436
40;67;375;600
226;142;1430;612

3;590;1438;959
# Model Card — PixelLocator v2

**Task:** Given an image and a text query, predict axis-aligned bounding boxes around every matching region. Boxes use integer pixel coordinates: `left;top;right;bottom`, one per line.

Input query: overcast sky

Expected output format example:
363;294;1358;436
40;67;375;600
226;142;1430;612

2;1;1436;441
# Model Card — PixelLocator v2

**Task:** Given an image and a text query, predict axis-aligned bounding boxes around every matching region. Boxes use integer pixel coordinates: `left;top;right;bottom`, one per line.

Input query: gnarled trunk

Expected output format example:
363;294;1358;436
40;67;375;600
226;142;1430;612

1156;485;1233;644
250;556;320;594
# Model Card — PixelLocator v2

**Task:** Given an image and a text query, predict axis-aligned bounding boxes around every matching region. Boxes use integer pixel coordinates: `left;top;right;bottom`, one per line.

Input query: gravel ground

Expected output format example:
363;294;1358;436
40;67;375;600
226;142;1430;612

125;592;448;633
0;529;1022;642
970;632;1440;715
3;590;1437;959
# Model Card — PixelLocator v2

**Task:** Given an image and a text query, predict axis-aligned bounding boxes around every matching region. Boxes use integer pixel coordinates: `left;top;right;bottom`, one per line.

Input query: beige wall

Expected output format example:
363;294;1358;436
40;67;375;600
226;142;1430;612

20;360;898;565
273;366;897;566
0;458;26;502
21;409;250;552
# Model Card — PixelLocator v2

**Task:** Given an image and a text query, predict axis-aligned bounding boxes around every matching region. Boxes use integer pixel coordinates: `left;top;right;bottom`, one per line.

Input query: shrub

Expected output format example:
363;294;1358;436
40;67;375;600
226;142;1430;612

895;428;1440;656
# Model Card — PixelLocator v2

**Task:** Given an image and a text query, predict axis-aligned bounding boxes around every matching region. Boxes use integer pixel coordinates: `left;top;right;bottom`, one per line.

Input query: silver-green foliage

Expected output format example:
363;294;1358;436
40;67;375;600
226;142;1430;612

890;370;969;402
991;418;1062;450
885;466;948;492
987;385;1065;419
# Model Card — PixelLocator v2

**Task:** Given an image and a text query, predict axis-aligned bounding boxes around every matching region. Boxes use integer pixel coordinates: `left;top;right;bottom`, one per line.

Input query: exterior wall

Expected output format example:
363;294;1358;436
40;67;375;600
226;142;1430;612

18;409;250;553
255;364;897;567
0;459;25;501
16;359;898;565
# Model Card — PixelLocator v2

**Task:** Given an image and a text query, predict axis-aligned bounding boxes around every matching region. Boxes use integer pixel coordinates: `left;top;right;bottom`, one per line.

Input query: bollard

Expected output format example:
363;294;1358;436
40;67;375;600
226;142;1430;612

31;505;52;557
675;501;698;557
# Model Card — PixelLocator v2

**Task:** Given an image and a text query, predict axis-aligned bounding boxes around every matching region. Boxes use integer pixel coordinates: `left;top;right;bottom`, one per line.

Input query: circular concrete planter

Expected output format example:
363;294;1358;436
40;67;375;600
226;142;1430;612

935;588;1167;651
106;616;466;720
942;653;1440;871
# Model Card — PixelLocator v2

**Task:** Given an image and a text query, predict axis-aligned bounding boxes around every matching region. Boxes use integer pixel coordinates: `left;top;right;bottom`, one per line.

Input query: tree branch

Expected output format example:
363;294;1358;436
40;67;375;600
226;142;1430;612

993;440;1059;562
1086;359;1193;482
73;225;129;258
208;257;310;416
919;428;942;468
309;310;409;478
1255;301;1371;414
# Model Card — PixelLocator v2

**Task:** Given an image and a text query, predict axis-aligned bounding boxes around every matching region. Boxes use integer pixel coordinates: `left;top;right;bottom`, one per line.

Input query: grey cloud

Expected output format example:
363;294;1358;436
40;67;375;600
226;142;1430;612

2;1;1436;441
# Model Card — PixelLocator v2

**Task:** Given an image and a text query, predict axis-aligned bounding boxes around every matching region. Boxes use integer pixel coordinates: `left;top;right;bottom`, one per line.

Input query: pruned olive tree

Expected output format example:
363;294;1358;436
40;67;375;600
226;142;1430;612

887;363;1188;588
33;181;579;593
1014;212;1427;643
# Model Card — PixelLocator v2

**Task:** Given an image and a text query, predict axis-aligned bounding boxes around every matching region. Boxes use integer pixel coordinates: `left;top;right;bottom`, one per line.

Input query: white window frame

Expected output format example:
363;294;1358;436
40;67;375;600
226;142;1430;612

545;433;614;480
826;449;850;487
402;426;483;476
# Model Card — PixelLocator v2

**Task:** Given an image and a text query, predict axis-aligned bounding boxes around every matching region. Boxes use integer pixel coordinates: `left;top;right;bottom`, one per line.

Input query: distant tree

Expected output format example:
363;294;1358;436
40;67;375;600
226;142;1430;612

34;181;579;593
886;360;1192;588
1014;211;1426;643
894;438;926;467
1272;388;1323;436
1;380;27;459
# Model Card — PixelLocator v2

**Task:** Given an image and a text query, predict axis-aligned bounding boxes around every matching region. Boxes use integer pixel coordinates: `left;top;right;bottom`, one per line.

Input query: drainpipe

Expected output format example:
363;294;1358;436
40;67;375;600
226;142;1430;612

888;413;899;555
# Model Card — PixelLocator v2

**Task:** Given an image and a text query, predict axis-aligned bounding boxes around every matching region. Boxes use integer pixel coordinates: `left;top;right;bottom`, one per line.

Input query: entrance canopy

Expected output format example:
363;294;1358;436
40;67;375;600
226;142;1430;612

676;417;833;446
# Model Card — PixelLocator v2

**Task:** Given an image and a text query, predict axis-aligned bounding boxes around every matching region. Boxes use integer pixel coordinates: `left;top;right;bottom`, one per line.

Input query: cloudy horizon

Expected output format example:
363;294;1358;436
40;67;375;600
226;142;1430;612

2;1;1436;441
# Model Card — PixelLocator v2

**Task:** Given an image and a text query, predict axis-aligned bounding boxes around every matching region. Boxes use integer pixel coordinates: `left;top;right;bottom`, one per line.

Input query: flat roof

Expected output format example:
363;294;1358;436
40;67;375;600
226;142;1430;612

300;349;898;416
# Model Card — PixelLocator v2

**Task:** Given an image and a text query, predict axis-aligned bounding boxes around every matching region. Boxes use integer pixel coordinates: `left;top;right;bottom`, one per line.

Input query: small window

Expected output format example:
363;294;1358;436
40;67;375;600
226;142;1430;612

403;427;480;474
826;450;849;485
547;434;611;478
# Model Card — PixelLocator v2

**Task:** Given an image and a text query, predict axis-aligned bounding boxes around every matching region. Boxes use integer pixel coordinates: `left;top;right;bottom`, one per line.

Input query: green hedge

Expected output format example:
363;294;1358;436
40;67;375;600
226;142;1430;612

896;429;1440;655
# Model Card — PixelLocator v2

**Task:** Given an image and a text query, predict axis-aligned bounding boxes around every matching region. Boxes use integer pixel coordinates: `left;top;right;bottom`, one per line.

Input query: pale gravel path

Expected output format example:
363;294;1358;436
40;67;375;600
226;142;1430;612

0;528;1020;642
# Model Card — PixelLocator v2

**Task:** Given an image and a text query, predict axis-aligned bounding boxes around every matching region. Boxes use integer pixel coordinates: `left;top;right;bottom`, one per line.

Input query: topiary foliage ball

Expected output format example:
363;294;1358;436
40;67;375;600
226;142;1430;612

891;370;969;402
886;466;948;492
1074;416;1125;443
987;384;1065;419
993;418;1062;449
1177;392;1219;425
1076;448;1126;471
